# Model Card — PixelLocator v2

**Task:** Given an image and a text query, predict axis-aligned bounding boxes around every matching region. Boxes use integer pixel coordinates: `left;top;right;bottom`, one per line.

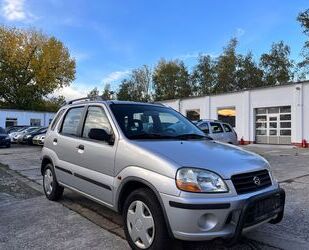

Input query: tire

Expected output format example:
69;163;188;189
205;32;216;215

123;188;170;250
43;163;64;201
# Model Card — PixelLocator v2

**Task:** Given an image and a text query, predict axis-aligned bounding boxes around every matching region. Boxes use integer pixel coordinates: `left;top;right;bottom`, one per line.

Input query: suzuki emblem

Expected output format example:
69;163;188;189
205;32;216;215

253;176;261;185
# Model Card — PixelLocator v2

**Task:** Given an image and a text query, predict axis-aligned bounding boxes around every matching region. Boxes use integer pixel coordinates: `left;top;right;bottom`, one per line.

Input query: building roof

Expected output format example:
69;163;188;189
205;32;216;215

0;108;55;114
159;80;309;103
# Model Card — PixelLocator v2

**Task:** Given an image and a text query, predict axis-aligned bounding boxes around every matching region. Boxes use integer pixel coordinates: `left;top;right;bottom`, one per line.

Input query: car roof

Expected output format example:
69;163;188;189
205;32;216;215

63;100;165;109
197;119;222;123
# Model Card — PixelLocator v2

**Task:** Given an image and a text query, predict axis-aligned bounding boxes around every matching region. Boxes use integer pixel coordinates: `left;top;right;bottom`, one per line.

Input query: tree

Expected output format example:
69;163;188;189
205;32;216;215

0;26;76;110
102;83;114;100
153;59;191;100
236;52;264;90
116;65;152;102
297;9;309;78
130;65;152;102
87;87;100;98
191;54;216;95
214;38;238;94
259;41;294;85
117;79;135;101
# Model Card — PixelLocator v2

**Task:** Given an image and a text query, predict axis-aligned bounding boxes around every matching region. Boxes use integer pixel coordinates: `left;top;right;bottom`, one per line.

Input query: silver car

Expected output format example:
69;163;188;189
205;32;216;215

41;99;285;249
196;119;238;145
10;126;40;143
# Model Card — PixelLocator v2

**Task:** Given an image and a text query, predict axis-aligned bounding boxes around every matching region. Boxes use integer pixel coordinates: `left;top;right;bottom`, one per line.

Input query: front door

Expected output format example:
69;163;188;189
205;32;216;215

74;105;117;205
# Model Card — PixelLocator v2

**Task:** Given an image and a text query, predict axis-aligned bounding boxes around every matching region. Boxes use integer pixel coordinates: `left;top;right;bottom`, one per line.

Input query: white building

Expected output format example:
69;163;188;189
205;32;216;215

161;81;309;146
0;109;55;128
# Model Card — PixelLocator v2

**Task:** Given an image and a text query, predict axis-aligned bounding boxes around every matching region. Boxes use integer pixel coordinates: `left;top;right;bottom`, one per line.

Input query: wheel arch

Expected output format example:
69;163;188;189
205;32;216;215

116;176;174;238
41;156;53;175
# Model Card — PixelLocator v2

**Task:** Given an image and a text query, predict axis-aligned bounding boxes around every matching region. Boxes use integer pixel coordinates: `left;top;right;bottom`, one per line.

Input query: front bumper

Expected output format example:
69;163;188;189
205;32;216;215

161;187;285;242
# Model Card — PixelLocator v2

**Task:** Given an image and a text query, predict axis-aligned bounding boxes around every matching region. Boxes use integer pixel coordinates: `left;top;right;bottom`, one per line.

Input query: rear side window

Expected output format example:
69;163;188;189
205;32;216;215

210;122;224;133
50;109;65;131
61;107;84;136
222;123;232;132
82;106;112;139
199;122;209;134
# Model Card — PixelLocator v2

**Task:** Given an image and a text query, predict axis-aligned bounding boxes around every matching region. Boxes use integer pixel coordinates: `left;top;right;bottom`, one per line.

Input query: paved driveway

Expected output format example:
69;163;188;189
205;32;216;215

1;144;309;249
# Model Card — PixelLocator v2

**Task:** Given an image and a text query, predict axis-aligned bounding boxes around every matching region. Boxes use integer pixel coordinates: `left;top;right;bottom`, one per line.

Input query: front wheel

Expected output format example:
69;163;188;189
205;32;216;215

123;188;170;250
43;164;64;201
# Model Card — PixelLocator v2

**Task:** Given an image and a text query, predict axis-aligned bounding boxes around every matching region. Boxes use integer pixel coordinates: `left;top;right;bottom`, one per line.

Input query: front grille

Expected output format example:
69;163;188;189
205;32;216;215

231;170;272;194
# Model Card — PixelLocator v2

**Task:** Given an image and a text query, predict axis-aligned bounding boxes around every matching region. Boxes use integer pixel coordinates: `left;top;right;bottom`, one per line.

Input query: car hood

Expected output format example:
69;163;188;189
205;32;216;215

131;140;269;179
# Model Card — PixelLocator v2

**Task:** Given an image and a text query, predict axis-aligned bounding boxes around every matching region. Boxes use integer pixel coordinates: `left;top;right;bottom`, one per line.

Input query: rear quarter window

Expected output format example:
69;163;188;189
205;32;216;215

50;109;66;131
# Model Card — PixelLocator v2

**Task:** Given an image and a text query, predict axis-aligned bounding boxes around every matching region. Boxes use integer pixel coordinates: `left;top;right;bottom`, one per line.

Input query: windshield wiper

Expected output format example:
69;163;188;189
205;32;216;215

175;133;213;140
129;133;175;140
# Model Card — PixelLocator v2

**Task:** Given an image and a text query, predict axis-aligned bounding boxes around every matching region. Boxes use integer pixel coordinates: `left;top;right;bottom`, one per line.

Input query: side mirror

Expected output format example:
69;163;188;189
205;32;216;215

88;128;113;144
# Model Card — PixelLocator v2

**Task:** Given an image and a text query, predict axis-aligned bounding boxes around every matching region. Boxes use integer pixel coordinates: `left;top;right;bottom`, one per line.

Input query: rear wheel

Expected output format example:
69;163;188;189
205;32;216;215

43;163;63;201
123;188;169;250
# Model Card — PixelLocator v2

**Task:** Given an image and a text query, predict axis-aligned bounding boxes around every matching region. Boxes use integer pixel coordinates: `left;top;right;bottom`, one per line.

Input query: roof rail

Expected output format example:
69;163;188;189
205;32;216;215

67;96;106;105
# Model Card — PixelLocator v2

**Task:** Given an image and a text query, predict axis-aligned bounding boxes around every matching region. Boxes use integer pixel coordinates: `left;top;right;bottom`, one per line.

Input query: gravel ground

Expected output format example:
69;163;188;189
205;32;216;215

1;144;309;249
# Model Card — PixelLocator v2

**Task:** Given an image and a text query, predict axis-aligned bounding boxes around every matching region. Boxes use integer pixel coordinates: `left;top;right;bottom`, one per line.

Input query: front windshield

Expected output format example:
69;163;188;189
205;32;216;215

16;127;27;132
110;104;206;140
24;127;38;133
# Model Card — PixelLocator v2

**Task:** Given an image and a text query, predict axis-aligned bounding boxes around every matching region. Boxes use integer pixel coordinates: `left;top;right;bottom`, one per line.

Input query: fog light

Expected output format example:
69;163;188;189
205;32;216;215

198;214;218;231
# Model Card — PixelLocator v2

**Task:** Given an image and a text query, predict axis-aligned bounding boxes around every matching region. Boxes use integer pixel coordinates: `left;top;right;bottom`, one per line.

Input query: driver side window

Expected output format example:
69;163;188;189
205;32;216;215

82;106;112;139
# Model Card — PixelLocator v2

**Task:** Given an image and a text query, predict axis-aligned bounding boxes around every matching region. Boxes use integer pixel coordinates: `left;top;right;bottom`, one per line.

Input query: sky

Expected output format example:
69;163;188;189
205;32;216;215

0;0;308;99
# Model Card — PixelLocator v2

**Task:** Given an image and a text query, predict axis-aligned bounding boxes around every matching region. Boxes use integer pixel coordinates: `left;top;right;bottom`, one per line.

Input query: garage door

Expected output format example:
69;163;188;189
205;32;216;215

255;106;291;145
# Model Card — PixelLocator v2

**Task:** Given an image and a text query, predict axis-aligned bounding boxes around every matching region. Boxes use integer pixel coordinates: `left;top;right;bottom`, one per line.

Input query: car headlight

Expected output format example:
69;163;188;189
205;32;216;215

26;135;31;138
176;168;228;193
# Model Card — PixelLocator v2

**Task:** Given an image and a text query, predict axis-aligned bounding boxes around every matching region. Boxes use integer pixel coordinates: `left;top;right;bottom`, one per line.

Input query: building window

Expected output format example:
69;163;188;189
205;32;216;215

5;118;17;128
30;119;41;126
186;109;200;121
217;107;236;127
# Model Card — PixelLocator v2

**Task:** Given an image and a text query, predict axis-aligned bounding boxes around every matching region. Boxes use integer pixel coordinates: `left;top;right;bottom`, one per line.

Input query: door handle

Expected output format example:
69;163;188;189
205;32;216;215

76;144;84;150
53;138;57;143
53;138;58;145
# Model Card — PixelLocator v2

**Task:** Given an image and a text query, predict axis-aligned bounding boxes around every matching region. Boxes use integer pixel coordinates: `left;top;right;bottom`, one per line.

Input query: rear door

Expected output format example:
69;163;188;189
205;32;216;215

221;123;235;143
209;122;224;141
52;106;86;188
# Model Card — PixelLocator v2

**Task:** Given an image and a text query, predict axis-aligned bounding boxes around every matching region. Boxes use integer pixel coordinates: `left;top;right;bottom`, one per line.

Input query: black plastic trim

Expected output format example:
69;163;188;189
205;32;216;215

55;165;73;175
169;201;231;210
74;173;112;191
225;188;285;246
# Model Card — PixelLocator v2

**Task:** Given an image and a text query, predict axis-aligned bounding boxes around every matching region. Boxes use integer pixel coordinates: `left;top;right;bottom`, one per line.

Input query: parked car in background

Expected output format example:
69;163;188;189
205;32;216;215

32;133;46;146
5;125;29;134
0;127;11;148
196;119;238;145
11;127;40;143
9;127;29;142
41;99;285;249
21;127;48;145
